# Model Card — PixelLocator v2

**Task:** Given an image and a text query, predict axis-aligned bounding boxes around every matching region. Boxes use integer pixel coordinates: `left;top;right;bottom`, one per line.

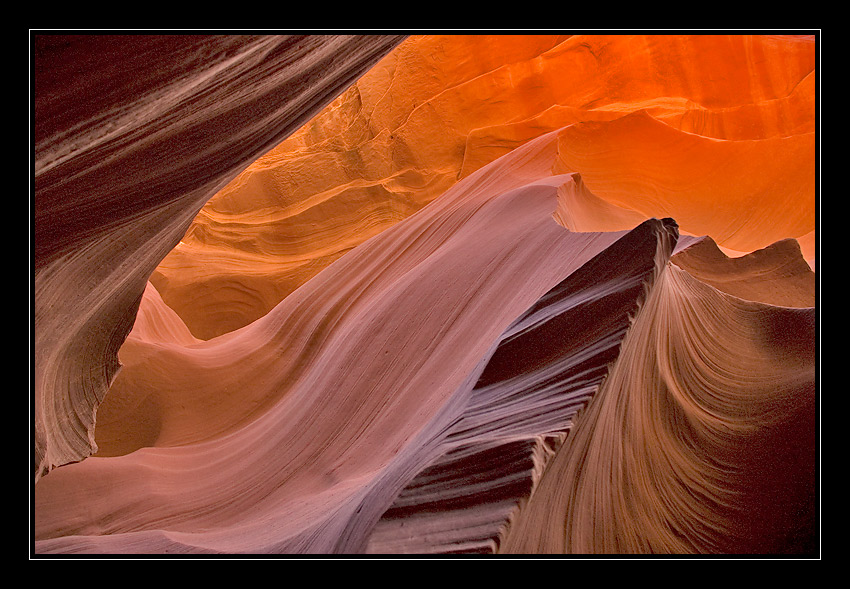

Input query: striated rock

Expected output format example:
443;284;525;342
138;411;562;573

365;216;679;554
670;236;816;308
32;33;817;557
36;130;631;552
33;33;406;481
501;255;815;554
35;121;816;554
150;34;816;340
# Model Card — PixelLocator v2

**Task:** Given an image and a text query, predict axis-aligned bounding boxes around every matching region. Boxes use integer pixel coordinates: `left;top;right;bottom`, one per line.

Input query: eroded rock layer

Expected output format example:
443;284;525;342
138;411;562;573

33;34;406;481
32;33;817;556
35;122;816;554
365;216;681;554
150;33;816;340
501;259;816;554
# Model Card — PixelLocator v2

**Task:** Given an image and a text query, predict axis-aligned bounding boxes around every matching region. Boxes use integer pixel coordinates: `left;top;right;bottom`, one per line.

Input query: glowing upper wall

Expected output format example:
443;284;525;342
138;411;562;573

151;34;816;340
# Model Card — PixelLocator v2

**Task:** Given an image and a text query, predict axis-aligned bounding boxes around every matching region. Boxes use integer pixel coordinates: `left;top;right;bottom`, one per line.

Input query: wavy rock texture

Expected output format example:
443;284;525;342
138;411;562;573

151;33;816;340
33;33;817;556
501;257;815;554
33;34;406;481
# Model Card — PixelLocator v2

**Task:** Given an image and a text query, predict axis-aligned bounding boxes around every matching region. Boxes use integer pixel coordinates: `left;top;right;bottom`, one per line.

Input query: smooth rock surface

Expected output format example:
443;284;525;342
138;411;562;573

32;33;818;556
150;34;816;340
33;33;406;481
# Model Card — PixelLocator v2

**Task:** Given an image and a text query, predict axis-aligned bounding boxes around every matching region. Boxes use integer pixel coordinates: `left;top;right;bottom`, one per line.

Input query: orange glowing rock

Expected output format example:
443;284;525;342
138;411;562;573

551;110;815;253
32;33;818;556
152;34;816;340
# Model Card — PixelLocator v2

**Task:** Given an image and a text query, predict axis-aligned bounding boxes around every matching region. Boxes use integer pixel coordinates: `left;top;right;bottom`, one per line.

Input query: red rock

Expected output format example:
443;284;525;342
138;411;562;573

32;34;818;556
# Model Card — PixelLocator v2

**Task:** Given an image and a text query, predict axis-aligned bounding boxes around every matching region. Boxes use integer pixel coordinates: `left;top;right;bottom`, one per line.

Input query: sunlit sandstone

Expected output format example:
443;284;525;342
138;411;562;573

32;33;817;556
152;34;816;340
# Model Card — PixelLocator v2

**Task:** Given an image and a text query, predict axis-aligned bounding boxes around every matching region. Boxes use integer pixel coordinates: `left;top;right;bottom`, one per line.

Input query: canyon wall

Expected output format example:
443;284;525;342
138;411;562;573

33;34;406;481
33;33;817;556
150;34;815;340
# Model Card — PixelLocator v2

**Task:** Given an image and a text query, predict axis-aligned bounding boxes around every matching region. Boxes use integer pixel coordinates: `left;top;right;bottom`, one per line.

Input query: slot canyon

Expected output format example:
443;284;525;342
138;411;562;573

32;32;819;557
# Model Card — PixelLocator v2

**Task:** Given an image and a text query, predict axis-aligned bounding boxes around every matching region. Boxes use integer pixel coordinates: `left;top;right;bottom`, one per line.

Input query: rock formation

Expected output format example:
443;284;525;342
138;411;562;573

33;33;407;481
32;33;818;556
151;34;816;340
